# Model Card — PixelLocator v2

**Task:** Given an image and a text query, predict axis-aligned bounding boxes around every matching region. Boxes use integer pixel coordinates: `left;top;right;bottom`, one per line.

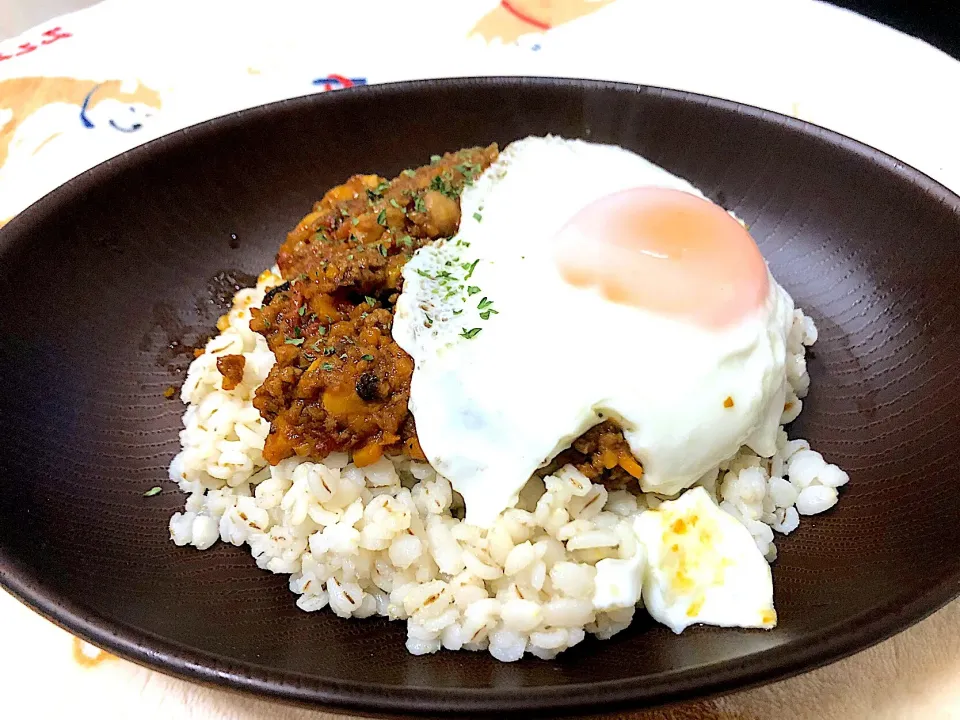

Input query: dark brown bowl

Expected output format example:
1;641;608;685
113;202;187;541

1;78;958;716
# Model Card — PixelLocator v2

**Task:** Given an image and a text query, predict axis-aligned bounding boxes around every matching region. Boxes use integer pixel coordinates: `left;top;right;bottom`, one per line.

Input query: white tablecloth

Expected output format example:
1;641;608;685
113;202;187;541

1;1;958;717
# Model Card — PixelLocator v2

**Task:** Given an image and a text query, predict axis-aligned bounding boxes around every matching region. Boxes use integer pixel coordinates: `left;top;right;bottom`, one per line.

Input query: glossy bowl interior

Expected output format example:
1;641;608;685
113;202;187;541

0;78;959;716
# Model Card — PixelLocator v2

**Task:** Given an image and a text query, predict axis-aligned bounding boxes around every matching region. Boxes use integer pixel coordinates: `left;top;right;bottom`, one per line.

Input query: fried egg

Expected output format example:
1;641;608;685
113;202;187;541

633;487;776;632
393;136;793;527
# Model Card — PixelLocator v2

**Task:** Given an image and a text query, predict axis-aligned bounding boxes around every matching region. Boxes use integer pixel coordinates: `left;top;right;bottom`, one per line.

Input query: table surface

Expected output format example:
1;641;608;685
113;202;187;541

1;1;958;717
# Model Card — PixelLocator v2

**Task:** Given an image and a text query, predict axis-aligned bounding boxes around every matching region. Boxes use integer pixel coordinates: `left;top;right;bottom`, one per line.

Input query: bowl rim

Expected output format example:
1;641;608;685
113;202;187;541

1;76;959;716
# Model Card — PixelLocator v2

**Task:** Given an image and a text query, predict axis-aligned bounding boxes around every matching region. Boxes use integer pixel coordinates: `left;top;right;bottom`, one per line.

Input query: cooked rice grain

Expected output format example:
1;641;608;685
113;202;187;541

168;268;847;660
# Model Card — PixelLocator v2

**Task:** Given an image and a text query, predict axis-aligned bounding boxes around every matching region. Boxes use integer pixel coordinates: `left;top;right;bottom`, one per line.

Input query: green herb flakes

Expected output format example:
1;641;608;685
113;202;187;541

480;309;499;320
377;209;387;226
467;286;481;296
429;175;455;197
322;362;334;371
455;162;480;180
143;487;162;497
298;306;307;316
284;337;305;346
460;327;482;339
361;354;374;361
473;212;483;222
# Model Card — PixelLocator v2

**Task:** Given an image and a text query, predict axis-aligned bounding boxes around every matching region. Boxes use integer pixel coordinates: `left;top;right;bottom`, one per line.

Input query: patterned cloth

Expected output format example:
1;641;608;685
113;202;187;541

1;1;958;717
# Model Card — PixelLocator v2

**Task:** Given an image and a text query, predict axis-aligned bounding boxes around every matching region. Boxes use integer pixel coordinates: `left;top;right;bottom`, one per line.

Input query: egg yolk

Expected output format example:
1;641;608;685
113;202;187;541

554;188;769;328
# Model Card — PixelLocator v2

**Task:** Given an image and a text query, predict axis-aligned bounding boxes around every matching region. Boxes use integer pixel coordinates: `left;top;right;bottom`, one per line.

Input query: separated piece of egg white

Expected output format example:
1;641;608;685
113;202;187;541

587;487;776;632
634;487;776;632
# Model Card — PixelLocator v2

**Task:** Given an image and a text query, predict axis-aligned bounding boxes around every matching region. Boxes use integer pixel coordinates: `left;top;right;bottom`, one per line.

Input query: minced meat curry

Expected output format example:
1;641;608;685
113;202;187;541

223;145;643;484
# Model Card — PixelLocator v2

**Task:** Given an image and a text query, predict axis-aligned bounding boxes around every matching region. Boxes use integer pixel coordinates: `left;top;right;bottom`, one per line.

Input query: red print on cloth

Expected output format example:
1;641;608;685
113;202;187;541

41;27;73;45
0;26;72;63
500;0;552;30
311;75;368;92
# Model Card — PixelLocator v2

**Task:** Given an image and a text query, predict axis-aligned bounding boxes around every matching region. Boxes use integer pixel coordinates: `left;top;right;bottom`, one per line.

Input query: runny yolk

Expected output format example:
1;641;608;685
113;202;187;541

553;187;769;328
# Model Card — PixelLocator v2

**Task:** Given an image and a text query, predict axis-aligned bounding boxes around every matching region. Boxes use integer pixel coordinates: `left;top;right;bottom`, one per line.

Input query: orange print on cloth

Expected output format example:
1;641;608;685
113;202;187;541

471;0;617;43
71;637;116;669
0;76;162;168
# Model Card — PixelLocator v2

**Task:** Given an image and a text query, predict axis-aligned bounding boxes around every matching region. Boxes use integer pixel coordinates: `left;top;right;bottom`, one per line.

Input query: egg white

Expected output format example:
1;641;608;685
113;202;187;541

633;487;777;632
393;136;793;527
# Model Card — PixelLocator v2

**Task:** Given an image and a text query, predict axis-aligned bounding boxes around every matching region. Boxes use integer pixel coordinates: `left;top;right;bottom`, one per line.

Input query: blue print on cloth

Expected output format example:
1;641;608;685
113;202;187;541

79;84;152;132
311;75;368;91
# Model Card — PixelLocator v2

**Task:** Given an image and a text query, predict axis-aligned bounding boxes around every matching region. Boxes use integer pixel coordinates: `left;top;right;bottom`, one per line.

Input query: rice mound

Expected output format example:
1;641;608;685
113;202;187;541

169;268;848;661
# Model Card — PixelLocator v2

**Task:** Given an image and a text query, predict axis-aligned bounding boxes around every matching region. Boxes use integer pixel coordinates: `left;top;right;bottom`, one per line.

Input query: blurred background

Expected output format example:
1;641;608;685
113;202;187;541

833;0;959;57
4;0;959;58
